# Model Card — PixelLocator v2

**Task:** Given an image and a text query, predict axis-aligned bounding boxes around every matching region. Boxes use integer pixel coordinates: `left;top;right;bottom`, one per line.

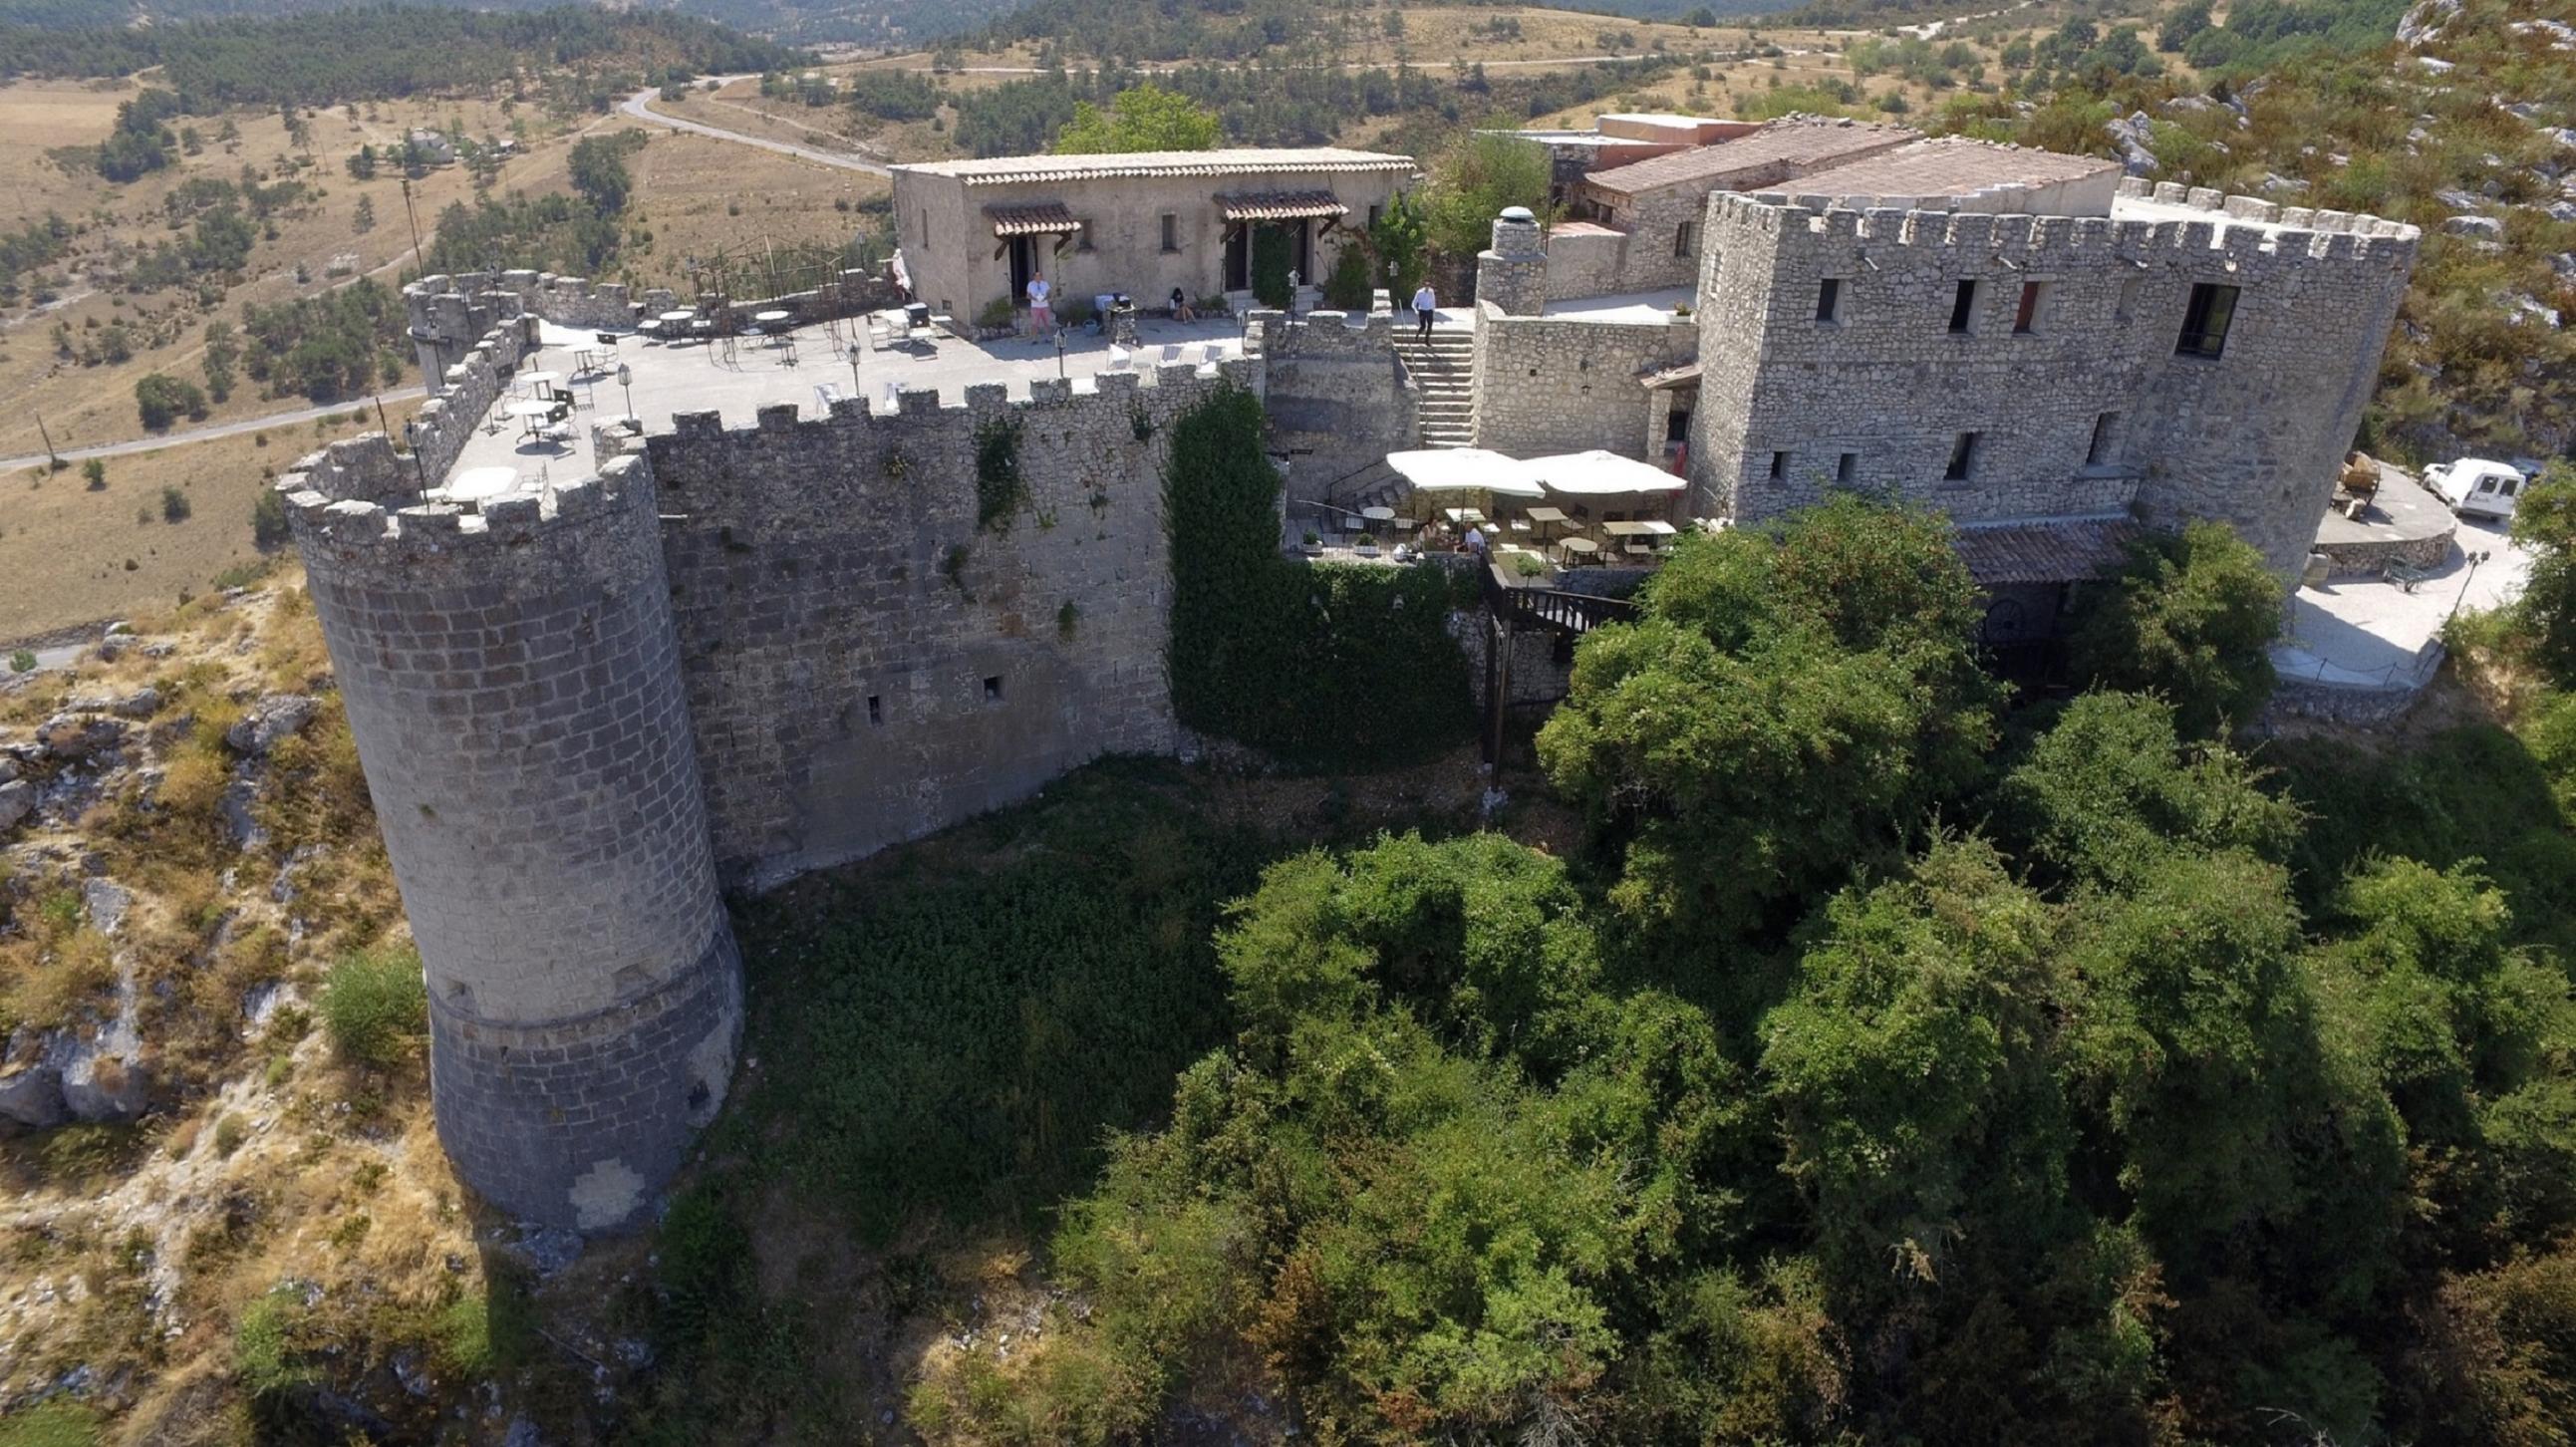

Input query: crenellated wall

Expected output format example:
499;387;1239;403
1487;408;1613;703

278;439;740;1233
1686;178;2419;573
1249;309;1415;501
649;358;1260;887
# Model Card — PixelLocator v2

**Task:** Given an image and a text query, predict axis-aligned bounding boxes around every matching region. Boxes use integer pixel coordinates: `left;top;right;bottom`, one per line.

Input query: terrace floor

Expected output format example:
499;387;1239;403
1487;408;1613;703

437;313;1253;488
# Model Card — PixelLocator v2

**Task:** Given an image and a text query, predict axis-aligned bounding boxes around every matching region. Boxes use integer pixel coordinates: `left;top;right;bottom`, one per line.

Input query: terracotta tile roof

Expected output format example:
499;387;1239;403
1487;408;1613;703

1581;118;1916;196
1788;137;2123;202
986;202;1082;236
1951;516;2142;586
896;147;1415;186
1215;190;1350;222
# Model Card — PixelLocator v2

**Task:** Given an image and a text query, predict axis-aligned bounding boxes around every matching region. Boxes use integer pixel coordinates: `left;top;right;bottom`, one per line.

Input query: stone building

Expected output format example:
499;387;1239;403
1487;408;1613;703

1546;118;1914;299
889;148;1415;323
1682;157;2419;578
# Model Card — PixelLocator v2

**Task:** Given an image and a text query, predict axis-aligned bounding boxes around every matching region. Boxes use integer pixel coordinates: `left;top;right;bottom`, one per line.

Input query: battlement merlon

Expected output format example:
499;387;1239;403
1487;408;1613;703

1246;309;1395;357
278;437;660;582
1704;181;2420;272
407;269;641;337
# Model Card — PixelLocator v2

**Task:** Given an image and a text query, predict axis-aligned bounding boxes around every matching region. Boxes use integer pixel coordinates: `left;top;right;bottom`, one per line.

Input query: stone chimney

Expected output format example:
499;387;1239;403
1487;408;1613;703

1475;205;1549;317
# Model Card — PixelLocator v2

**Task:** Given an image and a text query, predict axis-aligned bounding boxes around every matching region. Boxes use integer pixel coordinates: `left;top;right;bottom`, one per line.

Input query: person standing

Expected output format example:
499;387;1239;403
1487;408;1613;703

1026;270;1052;336
1412;281;1438;340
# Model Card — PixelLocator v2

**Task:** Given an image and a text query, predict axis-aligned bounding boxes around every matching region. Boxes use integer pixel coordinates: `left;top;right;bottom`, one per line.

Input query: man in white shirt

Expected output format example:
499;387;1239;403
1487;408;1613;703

1026;272;1052;335
1412;282;1438;340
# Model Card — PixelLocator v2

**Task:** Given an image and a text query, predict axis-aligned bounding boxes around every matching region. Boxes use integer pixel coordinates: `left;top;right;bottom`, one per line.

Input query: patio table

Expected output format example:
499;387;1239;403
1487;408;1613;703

446;465;518;502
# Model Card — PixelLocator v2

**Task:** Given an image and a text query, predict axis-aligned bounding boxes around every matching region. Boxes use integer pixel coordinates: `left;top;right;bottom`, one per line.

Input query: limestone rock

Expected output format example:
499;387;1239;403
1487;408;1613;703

219;777;266;850
56;1037;149;1121
2396;1;2458;49
38;714;125;761
225;695;318;755
111;687;160;720
2440;214;2505;240
0;779;33;834
84;877;133;937
0;1064;68;1129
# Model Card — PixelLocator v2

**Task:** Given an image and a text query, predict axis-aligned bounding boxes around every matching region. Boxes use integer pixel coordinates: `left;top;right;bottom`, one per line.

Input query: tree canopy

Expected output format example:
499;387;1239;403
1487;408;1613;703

2067;520;2283;735
1051;83;1220;153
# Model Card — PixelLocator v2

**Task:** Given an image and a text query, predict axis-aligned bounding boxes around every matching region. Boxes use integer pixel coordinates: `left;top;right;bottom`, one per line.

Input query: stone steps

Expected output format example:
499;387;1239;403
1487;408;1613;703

1392;329;1477;448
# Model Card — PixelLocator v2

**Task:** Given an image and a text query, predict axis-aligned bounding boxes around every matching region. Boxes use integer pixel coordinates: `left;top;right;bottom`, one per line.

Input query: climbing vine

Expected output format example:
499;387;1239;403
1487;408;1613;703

1164;384;1472;769
974;417;1025;531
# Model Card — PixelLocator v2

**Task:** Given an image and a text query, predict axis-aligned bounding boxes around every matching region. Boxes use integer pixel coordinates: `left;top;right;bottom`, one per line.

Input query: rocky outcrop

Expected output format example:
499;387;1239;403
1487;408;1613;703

225;694;317;756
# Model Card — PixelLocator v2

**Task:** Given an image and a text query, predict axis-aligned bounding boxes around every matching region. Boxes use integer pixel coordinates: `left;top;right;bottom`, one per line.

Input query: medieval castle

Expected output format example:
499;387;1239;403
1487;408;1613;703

276;122;2419;1230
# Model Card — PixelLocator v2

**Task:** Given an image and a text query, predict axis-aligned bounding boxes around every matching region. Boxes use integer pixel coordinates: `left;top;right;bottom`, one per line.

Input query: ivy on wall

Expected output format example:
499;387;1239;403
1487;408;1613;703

974;417;1026;532
1250;224;1293;311
1164;384;1474;770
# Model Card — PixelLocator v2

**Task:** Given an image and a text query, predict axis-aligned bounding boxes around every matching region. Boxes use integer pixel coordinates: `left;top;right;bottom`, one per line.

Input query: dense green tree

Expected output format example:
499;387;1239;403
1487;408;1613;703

2067;520;2282;736
133;372;208;431
1419;130;1553;260
1052;83;1219;153
566;132;644;216
1998;691;2301;891
2508;463;2576;688
1539;495;1998;941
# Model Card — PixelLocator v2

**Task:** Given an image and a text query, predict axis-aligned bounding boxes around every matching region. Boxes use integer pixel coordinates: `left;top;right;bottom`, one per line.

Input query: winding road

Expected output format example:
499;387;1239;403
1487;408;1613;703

0;388;429;475
619;79;893;176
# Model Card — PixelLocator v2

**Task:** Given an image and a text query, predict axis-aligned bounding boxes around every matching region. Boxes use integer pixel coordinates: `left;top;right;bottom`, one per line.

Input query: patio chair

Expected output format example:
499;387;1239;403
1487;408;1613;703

1106;345;1133;371
1160;344;1185;365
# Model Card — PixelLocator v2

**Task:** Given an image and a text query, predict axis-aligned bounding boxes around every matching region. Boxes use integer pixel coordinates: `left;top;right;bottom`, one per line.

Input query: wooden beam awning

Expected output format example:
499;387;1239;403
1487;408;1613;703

1216;190;1349;222
988;203;1083;237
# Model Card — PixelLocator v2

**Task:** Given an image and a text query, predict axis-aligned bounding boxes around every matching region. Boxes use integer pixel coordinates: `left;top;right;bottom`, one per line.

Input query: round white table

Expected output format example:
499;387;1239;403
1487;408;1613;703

754;310;792;327
447;465;520;502
1361;505;1396;522
505;400;555;419
658;310;695;325
517;371;562;394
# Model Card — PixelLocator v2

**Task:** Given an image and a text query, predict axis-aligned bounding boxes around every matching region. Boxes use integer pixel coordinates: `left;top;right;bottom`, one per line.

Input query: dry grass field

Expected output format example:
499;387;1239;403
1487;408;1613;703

0;77;585;461
617;121;889;291
0;400;419;641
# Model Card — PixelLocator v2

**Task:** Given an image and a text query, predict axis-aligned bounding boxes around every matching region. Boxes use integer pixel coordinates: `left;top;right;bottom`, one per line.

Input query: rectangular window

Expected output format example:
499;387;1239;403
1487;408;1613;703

1160;213;1179;253
2014;280;2047;334
1945;432;1979;482
1367;203;1382;230
2087;413;2121;467
1769;449;1790;481
1673;220;1696;257
1837;451;1858;485
983;675;1003;703
1075;223;1094;253
866;695;883;725
1815;277;1843;324
1948;279;1978;334
2176;282;2239;358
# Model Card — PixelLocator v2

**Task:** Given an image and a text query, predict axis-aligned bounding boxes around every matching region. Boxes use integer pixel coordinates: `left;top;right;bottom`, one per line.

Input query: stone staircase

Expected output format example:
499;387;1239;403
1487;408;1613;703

1392;327;1476;448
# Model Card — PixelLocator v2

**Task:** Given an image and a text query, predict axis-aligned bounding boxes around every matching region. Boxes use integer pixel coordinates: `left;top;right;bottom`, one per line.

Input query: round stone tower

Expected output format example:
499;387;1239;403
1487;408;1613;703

1476;205;1550;317
277;438;740;1231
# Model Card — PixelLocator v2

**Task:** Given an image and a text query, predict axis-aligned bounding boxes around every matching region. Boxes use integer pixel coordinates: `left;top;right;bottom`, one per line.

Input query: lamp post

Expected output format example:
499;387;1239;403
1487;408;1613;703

847;342;862;395
2446;548;2492;632
401;419;429;504
1053;328;1066;380
617;363;633;424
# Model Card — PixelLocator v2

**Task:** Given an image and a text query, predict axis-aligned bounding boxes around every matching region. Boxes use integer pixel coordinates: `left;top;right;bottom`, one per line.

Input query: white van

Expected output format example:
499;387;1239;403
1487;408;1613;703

2424;457;2528;521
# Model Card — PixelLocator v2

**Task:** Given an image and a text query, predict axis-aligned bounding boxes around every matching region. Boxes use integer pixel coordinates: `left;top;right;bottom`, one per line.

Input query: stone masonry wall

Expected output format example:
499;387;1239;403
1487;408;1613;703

279;442;739;1231
1251;310;1414;503
1687;181;2418;572
1472;303;1696;459
650;360;1260;888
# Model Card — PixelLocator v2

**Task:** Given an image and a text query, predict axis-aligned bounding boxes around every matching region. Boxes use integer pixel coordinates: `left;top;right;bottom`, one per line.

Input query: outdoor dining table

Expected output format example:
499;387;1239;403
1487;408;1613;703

753;309;794;344
1443;506;1487;527
1557;535;1600;564
445;465;520;502
516;371;563;397
656;309;696;341
505;399;558;437
1600;519;1677;536
1361;506;1396;523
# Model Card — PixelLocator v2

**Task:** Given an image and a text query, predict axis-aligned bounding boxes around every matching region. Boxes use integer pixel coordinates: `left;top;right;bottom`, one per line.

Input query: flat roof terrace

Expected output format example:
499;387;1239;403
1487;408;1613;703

433;312;1252;489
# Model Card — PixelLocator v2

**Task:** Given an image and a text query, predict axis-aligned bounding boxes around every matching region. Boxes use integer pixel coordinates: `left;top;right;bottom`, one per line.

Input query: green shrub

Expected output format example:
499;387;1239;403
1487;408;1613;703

1320;240;1373;312
233;1284;308;1396
0;1400;104;1447
317;945;426;1067
6;651;32;673
251;487;290;547
973;416;1025;531
974;295;1013;330
159;484;190;522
